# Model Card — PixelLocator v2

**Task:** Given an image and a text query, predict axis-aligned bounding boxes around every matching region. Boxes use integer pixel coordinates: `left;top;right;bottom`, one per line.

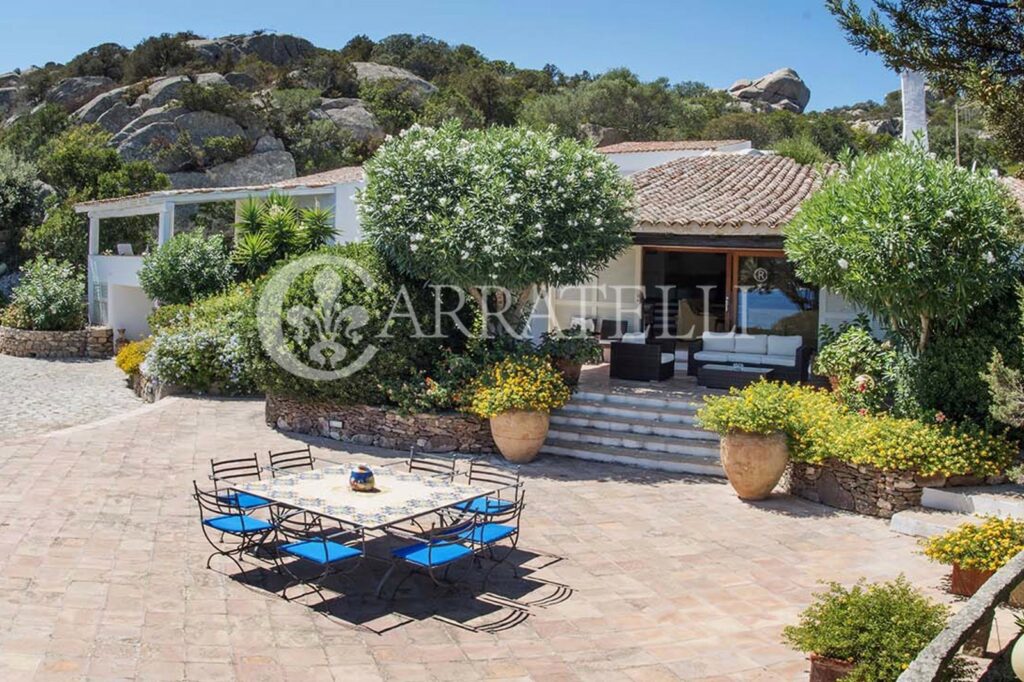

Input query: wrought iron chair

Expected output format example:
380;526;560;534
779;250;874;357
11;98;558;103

268;445;315;477
376;513;480;598
270;506;364;603
459;493;526;586
453;458;521;517
405;446;457;481
192;481;274;580
210;454;270;510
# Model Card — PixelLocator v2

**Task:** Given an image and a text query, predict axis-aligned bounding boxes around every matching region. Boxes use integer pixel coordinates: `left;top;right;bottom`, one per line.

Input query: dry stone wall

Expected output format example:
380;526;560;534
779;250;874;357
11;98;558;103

266;394;496;454
0;325;113;359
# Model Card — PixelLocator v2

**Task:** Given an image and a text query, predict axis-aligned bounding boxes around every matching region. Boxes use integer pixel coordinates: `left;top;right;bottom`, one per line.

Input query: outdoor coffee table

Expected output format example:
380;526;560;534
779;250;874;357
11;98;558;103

228;464;503;531
697;363;775;390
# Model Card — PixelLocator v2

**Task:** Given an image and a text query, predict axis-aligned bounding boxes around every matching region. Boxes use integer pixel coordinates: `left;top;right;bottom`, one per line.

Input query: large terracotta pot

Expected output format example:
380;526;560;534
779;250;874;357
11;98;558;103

809;654;854;682
553;358;582;387
720;430;789;501
490;410;550;464
950;564;1024;607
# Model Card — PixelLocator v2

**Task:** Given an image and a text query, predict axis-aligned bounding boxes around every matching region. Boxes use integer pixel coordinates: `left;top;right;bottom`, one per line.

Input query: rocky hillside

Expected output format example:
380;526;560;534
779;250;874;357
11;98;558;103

0;31;860;192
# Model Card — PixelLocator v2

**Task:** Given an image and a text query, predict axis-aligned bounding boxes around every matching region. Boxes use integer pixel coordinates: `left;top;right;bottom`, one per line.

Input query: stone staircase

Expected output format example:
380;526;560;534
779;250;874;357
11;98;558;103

541;389;724;476
889;485;1024;537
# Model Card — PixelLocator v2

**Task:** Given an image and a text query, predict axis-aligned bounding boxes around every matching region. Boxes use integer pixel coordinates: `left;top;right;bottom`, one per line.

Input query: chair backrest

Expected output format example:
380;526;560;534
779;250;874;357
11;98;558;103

407;447;456;480
192;480;241;519
599;319;627;339
271;505;326;543
486;491;526;529
210;453;261;491
269;446;315;476
467;458;520;490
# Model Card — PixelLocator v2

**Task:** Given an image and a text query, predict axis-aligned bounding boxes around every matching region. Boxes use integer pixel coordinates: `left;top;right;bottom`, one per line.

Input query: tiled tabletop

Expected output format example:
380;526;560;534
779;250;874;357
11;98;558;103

231;465;501;529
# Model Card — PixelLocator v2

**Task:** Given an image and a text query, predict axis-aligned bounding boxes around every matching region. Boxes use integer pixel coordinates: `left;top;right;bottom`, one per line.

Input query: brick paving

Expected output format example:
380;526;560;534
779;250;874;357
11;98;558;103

0;396;958;680
0;355;141;439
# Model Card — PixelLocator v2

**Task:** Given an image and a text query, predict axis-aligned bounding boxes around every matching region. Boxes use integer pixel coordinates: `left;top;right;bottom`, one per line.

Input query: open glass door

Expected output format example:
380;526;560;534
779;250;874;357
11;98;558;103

733;254;819;344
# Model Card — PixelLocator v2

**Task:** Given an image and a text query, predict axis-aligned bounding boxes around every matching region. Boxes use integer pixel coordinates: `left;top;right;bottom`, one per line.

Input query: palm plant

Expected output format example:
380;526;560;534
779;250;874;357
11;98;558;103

231;192;336;279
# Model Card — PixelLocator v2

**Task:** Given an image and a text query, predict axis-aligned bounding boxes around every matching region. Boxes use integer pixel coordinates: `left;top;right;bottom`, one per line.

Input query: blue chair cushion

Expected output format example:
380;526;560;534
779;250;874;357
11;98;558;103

393;541;473;567
203;514;273;535
217;491;269;509
453;497;514;515
457;523;516;545
281;539;361;565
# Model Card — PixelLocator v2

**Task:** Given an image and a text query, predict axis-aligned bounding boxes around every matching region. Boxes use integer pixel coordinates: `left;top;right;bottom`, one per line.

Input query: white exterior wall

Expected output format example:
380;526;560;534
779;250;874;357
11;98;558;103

605;142;752;176
108;285;153;340
547;246;643;334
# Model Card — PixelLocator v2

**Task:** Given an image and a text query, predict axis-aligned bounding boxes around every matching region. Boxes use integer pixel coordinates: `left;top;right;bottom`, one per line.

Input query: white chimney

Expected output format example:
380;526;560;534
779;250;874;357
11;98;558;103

901;70;929;149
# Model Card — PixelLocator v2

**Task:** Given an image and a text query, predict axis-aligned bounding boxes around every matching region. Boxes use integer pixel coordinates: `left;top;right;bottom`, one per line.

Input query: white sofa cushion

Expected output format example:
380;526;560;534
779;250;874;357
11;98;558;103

728;353;767;365
621;331;647;344
660;353;675;365
693;351;731;363
734;334;768;354
767;335;803;356
703;332;735;353
761;354;797;367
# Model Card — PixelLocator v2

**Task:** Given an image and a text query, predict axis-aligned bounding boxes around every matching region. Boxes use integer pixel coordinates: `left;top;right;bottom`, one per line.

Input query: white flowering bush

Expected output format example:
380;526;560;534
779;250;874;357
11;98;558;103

138;232;232;305
784;144;1023;351
356;121;633;328
145;284;259;394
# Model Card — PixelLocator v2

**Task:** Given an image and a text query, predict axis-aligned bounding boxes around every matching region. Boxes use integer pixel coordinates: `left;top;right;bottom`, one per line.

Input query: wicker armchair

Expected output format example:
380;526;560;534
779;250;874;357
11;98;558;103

610;336;676;381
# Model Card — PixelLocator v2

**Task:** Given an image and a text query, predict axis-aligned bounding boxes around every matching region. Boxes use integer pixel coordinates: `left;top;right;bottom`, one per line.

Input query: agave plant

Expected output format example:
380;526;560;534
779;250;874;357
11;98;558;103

231;192;337;279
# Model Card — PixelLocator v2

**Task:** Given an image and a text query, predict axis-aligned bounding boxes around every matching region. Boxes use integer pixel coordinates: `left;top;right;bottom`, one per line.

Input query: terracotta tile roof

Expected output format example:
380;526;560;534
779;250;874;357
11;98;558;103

598;140;748;154
631;154;830;232
75;166;364;211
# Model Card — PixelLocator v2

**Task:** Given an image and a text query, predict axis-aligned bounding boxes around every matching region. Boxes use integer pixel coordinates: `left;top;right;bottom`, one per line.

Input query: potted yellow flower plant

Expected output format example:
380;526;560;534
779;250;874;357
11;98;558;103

922;516;1024;606
697;380;794;500
464;354;571;463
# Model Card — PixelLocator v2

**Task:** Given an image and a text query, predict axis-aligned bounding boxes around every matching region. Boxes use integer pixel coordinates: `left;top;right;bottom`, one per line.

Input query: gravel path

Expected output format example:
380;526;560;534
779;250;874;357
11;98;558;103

0;354;142;440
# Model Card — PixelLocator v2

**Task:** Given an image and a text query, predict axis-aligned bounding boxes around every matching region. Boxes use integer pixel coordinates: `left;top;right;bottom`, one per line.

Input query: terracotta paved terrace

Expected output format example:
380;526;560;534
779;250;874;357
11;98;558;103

0;396;960;680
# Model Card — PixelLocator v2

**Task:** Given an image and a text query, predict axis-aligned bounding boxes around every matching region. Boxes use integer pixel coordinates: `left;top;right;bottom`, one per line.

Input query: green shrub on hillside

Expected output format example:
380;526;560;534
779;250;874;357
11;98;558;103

139;232;232;305
5;258;84;331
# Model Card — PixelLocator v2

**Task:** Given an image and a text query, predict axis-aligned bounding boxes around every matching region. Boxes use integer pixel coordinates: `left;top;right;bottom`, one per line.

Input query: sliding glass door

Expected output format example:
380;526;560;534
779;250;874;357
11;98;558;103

733;254;818;344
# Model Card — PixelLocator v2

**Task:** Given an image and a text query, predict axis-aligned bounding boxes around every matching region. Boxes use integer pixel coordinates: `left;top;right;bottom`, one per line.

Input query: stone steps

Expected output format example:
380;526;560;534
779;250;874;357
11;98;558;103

541;439;724;477
543;388;721;475
889;484;1024;538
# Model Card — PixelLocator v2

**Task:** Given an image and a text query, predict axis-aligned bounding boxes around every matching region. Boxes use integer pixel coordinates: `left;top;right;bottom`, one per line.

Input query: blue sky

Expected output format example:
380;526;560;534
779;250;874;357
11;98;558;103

0;0;896;111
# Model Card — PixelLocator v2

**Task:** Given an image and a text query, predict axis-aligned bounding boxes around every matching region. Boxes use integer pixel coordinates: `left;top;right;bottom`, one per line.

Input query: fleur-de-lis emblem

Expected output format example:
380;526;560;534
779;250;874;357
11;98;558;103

283;268;370;370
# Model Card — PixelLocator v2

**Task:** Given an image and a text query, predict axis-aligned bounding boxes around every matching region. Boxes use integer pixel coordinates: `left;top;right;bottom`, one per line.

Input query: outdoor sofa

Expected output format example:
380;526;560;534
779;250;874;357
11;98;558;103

686;331;813;383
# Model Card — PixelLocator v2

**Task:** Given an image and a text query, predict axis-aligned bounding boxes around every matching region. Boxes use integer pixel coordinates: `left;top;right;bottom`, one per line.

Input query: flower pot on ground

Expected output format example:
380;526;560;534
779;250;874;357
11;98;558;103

808;654;854;682
538;330;603;388
923;516;1024;606
463;354;571;464
783;577;956;682
697;380;794;500
489;410;551;464
719;430;789;501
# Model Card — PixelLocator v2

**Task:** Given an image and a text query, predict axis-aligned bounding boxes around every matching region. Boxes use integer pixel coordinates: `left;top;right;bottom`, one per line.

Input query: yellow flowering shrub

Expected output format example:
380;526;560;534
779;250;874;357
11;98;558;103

463;355;571;419
115;337;153;376
922;516;1024;572
698;379;1016;477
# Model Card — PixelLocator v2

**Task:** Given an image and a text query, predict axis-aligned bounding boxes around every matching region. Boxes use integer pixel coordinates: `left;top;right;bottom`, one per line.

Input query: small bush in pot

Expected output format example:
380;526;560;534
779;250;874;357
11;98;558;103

463;354;571;463
782;576;967;682
5;258;85;331
538;328;603;386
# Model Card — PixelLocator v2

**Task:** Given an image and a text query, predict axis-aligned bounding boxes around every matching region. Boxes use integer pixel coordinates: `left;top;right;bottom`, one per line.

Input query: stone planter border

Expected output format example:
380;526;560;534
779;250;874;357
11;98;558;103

787;458;1004;518
0;325;113;359
265;394;496;454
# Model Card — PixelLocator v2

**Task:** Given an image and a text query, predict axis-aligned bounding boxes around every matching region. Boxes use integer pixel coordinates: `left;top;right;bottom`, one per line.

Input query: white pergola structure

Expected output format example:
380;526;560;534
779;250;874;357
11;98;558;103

74;166;365;340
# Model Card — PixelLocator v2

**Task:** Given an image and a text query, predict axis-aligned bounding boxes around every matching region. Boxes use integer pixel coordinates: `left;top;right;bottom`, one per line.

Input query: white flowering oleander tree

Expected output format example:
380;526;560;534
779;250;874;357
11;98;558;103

356;121;634;334
783;144;1023;352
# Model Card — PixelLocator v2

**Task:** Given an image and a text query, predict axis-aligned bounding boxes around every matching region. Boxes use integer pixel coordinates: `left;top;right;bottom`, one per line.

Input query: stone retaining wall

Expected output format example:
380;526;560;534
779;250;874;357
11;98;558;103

266;394;496;454
787;459;1003;518
0;325;113;359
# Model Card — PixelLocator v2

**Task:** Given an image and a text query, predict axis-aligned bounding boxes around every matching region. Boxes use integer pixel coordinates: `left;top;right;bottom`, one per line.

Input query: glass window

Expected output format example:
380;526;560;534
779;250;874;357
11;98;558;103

735;256;818;344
